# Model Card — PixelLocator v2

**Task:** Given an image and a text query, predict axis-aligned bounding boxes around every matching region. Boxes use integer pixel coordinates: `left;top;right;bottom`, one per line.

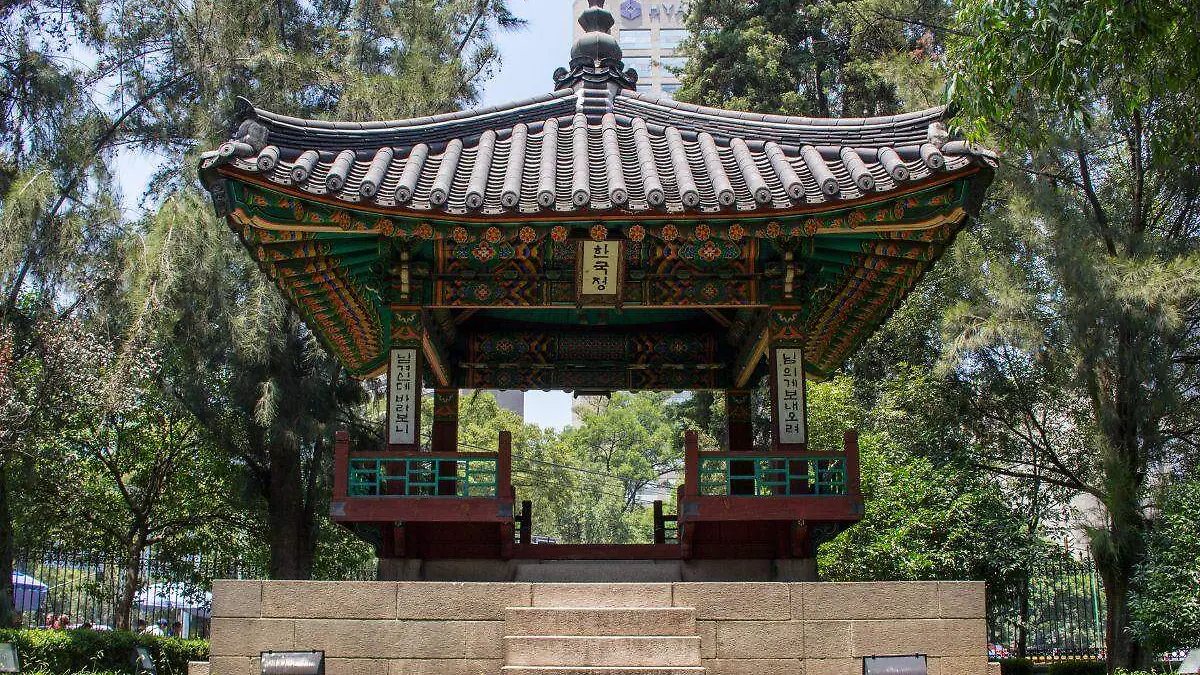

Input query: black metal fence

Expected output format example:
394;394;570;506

989;557;1106;661
12;549;376;638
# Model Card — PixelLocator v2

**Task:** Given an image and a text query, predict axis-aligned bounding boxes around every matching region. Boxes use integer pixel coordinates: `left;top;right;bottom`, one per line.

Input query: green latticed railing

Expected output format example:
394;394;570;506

349;456;498;497
698;456;848;496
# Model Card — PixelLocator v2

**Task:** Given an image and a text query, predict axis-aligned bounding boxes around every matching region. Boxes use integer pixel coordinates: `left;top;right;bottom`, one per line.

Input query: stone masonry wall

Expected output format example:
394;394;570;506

207;580;988;675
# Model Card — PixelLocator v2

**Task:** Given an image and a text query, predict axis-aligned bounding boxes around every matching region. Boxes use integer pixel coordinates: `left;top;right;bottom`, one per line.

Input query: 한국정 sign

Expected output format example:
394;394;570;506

577;240;623;305
774;347;807;445
388;348;419;445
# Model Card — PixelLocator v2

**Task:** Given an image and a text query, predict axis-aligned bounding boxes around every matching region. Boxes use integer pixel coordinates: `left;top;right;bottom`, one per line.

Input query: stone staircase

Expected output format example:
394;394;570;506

502;603;705;674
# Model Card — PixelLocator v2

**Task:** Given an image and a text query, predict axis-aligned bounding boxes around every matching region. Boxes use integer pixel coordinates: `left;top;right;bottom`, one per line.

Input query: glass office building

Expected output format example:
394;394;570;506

572;0;689;97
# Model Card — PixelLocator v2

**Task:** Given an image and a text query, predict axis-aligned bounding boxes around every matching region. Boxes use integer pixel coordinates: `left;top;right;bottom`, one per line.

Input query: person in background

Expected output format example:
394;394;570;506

170;621;183;638
56;614;71;629
43;613;57;629
146;618;167;636
136;618;149;634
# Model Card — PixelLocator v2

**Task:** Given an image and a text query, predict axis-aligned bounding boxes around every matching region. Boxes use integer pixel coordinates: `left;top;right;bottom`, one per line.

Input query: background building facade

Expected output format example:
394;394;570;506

572;0;689;97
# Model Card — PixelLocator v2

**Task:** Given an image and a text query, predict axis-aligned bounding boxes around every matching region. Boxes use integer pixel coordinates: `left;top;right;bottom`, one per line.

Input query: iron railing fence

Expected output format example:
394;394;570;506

12;548;376;637
989;557;1106;661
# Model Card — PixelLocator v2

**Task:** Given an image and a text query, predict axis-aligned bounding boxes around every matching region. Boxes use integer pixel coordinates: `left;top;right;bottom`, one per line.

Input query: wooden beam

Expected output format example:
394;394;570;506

703;308;732;327
733;325;769;388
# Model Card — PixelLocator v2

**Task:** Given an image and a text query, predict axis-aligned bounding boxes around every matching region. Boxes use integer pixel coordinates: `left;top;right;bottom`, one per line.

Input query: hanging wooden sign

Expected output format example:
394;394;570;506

388;348;420;446
773;347;807;446
576;240;623;306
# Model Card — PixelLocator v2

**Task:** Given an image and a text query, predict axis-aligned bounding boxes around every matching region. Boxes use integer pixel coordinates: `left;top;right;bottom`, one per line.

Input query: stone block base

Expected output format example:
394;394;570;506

204;580;987;675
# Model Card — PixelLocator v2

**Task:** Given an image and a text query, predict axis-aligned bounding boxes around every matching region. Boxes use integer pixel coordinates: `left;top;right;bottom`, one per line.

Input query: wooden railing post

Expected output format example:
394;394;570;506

333;429;349;498
844;429;861;497
684;430;699;497
519;500;532;544
498;430;513;499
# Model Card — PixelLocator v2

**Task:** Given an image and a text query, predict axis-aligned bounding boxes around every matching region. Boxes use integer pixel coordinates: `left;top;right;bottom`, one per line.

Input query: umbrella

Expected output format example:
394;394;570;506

12;571;47;613
135;583;211;618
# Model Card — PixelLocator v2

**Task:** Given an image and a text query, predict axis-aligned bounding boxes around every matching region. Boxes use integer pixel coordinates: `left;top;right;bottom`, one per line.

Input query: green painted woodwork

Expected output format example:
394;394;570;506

472;308;710;326
348;457;498;497
222;175;979;380
698;455;848;496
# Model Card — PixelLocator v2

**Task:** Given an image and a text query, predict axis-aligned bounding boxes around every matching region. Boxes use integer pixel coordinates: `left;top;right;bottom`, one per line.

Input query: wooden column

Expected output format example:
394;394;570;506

767;307;808;451
333;430;349;499
845;429;861;497
726;389;754;452
432;389;459;452
683;431;700;498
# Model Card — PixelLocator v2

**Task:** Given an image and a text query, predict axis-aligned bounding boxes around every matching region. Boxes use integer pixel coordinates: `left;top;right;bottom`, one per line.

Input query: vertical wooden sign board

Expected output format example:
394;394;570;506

388;348;421;447
772;347;807;447
577;240;623;306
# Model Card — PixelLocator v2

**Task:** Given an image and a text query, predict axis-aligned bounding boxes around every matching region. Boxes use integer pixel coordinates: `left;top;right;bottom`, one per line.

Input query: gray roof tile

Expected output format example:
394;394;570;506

214;89;993;215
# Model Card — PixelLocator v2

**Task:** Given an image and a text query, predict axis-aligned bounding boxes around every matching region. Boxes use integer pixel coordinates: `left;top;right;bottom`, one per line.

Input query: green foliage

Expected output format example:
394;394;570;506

1046;662;1105;675
947;0;1200;158
815;373;1036;605
675;0;950;116
998;658;1034;675
0;629;207;675
1130;478;1200;652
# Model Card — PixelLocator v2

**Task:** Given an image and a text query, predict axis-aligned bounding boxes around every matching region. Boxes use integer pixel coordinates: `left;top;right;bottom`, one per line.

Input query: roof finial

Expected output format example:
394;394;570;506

554;0;638;93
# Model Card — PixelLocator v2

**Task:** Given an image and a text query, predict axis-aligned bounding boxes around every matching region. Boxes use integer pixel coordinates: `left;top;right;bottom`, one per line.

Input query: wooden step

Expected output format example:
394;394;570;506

504;636;702;667
505;607;696;636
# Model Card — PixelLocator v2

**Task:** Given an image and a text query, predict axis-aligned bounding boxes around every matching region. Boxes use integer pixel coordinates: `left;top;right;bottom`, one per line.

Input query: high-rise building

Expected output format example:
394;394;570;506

572;0;689;97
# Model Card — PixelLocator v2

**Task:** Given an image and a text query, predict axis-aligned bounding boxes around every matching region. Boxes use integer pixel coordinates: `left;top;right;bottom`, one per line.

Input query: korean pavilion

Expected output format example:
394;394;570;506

200;0;995;579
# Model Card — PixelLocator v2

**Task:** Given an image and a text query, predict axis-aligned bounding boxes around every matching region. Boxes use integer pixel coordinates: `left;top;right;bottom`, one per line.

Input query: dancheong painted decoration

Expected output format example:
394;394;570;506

200;0;994;564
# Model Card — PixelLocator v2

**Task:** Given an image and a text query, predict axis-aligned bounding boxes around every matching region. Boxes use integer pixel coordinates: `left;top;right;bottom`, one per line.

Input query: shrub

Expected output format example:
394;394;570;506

1047;662;1106;675
0;629;208;675
999;658;1035;675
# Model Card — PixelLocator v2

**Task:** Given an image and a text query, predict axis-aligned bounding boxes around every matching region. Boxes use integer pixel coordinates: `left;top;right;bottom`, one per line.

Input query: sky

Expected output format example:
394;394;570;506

112;0;579;429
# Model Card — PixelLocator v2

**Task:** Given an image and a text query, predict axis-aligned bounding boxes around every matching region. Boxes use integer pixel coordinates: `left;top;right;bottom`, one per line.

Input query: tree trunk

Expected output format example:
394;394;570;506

116;536;146;631
267;439;316;579
1097;557;1142;671
0;463;16;628
1016;575;1030;658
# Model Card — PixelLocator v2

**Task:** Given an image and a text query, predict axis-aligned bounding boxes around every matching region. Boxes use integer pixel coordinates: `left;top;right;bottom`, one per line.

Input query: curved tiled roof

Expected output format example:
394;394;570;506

203;88;994;219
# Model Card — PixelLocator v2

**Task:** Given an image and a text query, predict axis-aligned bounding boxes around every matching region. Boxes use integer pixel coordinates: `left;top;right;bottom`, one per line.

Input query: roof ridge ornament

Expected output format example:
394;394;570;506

554;0;638;101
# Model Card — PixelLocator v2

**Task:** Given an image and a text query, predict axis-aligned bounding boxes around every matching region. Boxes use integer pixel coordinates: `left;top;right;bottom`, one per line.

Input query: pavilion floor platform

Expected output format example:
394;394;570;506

378;558;817;583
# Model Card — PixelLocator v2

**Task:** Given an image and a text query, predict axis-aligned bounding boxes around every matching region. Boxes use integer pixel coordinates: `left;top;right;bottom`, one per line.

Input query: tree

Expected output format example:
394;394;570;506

98;0;525;577
675;0;952;117
815;373;1036;609
945;0;1200;666
1129;478;1200;653
54;348;240;629
566;393;683;509
0;3;125;622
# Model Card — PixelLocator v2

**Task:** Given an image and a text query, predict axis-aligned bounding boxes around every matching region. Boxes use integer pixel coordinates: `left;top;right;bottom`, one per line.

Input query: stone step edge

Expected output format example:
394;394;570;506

506;606;695;611
496;662;700;667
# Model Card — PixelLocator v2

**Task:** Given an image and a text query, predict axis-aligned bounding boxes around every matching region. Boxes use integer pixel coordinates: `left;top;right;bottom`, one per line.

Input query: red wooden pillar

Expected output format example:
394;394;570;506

498;430;513;499
431;389;459;452
844;429;861;497
433;389;459;495
333;430;349;499
683;431;699;498
726;389;753;452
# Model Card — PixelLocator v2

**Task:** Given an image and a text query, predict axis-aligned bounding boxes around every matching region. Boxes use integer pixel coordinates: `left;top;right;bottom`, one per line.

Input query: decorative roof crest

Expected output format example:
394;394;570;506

554;0;638;95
